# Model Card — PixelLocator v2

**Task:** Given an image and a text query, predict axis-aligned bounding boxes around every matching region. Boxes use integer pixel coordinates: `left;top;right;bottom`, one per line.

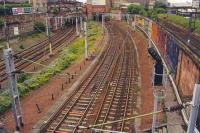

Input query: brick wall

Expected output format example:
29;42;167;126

0;13;46;40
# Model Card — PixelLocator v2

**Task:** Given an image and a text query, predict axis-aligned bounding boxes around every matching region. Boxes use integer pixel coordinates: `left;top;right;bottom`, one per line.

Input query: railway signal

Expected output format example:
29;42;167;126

3;48;23;131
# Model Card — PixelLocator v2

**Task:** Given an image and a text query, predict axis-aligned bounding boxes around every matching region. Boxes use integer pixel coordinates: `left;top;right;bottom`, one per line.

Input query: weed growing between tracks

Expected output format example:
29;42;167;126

0;21;102;115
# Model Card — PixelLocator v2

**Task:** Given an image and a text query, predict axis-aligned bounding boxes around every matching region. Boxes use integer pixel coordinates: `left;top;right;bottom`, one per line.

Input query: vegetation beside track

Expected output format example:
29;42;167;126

128;2;166;20
158;14;200;34
128;2;200;34
0;21;102;115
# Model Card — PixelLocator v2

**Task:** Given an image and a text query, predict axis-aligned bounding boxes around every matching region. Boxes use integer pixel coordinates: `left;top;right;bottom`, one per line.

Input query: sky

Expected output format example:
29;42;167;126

77;0;86;3
76;0;193;3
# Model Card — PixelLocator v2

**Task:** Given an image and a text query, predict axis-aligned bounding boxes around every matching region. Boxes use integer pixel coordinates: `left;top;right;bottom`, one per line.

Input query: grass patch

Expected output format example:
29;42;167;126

0;21;102;115
158;14;200;34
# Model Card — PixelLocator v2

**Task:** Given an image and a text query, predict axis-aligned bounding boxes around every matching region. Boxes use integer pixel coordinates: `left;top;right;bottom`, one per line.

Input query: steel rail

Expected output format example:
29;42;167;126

40;23;119;132
0;27;76;83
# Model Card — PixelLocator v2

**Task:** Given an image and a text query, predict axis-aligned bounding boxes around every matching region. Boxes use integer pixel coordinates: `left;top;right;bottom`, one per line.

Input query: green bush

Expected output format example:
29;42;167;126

52;7;59;15
128;4;145;14
17;73;28;83
0;18;4;28
128;3;165;20
34;21;46;32
0;21;102;114
154;2;167;9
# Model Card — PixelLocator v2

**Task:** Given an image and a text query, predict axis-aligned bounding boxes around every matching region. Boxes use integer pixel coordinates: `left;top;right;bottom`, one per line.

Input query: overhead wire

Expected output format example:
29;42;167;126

74;103;191;130
14;55;78;77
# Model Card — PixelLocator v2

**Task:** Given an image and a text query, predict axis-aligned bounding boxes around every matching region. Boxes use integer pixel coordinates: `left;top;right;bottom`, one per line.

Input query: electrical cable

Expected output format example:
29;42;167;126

74;103;191;130
14;55;78;76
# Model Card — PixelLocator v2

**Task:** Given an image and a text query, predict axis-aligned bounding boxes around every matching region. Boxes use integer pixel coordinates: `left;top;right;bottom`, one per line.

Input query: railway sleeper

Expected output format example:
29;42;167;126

73;106;87;111
75;102;90;107
58;127;74;132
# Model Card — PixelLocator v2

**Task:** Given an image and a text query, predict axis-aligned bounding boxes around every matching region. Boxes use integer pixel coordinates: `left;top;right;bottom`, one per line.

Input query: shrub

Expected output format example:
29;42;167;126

0;21;102;115
0;18;4;28
128;4;145;14
154;2;167;9
52;7;59;15
17;73;28;83
34;21;46;32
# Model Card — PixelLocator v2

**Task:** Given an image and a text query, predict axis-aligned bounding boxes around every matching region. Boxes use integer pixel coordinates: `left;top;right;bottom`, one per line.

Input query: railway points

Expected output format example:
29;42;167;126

0;1;200;133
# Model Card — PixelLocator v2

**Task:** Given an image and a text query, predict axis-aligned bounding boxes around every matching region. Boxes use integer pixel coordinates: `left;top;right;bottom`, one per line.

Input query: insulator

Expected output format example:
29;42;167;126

169;104;184;112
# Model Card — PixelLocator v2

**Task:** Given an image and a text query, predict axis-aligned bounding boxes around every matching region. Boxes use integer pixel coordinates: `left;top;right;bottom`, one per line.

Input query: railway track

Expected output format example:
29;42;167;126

39;21;139;133
0;26;76;83
160;21;200;57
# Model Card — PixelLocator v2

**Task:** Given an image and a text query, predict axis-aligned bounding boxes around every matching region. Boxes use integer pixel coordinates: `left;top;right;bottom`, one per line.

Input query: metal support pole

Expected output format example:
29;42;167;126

55;17;58;30
102;14;104;34
47;15;53;55
84;22;88;59
148;39;152;48
45;14;48;36
76;17;79;36
126;14;128;23
61;16;63;28
80;17;83;31
151;63;165;133
71;18;74;25
3;0;10;49
188;13;192;44
133;15;136;31
127;14;130;24
187;84;200;133
4;48;23;131
152;64;157;133
152;95;158;133
97;13;99;22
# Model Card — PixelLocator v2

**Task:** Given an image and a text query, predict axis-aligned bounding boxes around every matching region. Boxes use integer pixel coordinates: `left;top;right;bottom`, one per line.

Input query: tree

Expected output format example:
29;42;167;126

155;8;166;14
139;9;147;17
147;9;158;20
128;4;145;14
34;21;46;32
154;2;167;9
